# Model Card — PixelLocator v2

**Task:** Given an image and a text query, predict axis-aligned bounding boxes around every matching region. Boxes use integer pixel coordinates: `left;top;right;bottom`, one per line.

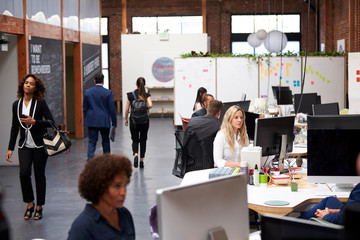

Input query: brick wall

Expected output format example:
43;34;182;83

102;0;358;105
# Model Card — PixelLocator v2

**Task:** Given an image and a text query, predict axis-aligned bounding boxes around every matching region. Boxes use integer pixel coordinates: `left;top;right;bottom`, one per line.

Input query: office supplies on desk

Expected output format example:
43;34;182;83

265;171;278;186
254;165;260;187
209;168;240;178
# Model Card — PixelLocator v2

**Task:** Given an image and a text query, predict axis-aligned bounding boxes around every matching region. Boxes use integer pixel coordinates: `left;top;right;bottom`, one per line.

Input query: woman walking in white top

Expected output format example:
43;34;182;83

213;105;249;168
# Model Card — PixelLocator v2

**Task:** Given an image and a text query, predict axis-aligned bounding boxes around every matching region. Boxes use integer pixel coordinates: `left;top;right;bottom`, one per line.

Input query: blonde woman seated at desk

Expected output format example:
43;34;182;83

213;105;249;168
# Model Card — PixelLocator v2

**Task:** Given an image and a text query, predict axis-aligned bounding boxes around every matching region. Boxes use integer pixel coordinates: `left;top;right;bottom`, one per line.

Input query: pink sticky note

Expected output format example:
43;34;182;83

357;78;360;82
357;70;360;75
203;69;208;72
183;76;186;80
274;73;278;76
281;63;284;66
189;84;192;88
311;81;314;85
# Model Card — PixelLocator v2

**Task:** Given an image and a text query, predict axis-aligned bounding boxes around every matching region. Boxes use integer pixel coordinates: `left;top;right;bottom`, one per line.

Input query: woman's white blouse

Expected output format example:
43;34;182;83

213;130;248;168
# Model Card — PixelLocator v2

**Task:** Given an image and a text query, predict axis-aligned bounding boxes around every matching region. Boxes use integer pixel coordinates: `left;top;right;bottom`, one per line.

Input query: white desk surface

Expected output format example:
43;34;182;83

181;169;347;216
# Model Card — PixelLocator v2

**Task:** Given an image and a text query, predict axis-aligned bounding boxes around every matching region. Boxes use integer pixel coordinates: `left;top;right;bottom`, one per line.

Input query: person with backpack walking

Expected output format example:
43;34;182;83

124;77;152;168
83;72;117;161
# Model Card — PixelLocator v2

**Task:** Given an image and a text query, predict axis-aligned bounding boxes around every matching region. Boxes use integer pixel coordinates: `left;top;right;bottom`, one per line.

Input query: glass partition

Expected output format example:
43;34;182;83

26;0;61;26
0;0;23;18
80;0;100;35
63;0;79;30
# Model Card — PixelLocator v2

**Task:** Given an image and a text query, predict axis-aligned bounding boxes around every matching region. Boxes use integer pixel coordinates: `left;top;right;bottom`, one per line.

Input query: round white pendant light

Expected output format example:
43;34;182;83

264;30;288;53
256;29;267;40
247;33;262;48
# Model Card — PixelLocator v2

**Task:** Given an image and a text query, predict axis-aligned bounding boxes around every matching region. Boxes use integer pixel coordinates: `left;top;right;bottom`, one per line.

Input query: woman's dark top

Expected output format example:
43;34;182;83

8;98;54;150
67;204;135;240
126;89;150;103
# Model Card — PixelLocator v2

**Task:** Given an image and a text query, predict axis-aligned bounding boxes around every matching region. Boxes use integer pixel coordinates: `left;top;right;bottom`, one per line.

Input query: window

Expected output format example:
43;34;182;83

101;17;109;89
231;14;301;55
132;16;202;34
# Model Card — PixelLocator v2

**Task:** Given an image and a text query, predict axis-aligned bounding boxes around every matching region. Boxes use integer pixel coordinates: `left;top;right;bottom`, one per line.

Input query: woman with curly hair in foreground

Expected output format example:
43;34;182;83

68;154;135;240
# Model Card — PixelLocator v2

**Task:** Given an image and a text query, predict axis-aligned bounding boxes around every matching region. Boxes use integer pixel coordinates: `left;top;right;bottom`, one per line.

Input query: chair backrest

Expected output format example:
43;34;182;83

179;114;191;130
172;129;194;178
312;102;339;115
149;205;159;240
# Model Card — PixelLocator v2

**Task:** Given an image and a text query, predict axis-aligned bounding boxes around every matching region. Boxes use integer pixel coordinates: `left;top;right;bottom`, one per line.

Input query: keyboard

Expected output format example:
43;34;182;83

313;191;350;198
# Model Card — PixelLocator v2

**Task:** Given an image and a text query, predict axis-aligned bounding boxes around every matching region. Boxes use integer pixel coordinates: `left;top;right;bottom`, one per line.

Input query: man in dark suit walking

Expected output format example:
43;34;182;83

83;72;117;161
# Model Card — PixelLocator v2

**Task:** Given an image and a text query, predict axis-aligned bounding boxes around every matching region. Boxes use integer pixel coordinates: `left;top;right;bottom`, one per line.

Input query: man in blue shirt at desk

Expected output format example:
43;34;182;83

299;153;360;224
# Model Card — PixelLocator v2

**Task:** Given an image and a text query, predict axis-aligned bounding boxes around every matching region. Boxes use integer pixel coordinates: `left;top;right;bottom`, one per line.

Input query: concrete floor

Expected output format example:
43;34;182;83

0;117;182;240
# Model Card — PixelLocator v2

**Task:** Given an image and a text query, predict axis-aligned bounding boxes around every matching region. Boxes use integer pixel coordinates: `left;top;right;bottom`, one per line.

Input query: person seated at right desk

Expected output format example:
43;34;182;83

299;153;360;224
213;105;249;168
191;94;214;118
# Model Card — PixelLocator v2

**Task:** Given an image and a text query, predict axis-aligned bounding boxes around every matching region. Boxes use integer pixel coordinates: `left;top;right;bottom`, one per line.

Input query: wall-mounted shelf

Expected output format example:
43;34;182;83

148;87;174;118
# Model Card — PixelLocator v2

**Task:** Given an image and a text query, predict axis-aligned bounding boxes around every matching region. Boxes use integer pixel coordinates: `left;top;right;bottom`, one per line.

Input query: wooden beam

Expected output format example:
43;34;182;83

73;42;83;138
61;0;67;129
122;0;127;34
0;15;24;34
348;0;355;52
202;0;207;33
28;21;62;40
18;0;29;82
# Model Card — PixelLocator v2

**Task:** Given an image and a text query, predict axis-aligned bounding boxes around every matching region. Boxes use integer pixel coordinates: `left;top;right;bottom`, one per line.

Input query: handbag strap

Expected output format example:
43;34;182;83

46;120;58;130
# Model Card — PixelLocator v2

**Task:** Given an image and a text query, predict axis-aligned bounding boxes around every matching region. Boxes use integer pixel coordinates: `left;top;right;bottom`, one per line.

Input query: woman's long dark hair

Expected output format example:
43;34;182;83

17;74;46;101
193;87;207;111
136;77;147;101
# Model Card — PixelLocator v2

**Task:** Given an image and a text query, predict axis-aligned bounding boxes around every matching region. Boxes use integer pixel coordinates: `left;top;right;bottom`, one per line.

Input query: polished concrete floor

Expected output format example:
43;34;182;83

0;117;182;240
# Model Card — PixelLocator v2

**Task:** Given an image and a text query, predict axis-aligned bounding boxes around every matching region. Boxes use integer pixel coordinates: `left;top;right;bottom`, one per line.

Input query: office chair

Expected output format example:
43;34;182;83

312;102;339;115
179;114;191;130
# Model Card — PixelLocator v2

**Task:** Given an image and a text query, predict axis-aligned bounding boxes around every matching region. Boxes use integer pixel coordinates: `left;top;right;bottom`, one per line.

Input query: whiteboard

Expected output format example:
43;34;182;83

302;57;345;108
174;58;216;125
216;58;258;104
348;53;360;113
259;57;302;105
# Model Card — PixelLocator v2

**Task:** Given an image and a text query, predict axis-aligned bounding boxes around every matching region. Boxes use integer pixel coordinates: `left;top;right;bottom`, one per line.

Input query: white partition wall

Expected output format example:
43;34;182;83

348;53;360;113
216;58;259;104
174;57;216;125
302;57;345;108
259;57;302;105
121;33;209;118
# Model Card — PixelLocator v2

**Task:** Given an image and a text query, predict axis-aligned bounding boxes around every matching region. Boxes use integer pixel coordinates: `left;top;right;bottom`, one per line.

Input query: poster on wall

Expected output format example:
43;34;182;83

348;53;360;113
144;53;180;88
28;36;64;125
82;43;101;93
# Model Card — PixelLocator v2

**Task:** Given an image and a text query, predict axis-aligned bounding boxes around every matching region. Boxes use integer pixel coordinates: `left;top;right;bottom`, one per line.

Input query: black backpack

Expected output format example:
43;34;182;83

130;91;149;124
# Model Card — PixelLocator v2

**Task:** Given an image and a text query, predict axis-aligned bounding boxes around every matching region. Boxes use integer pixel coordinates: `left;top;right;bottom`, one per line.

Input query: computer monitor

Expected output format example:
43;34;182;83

156;174;249;240
244;111;260;141
254;116;295;156
272;86;292;105
294;93;318;114
312;102;339;115
219;100;251;122
261;214;344;240
307;114;360;129
307;129;360;189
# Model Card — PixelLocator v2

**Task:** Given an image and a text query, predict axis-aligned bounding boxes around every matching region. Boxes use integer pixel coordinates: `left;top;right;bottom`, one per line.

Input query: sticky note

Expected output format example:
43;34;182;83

357;70;360;75
357;77;360;82
311;81;314;85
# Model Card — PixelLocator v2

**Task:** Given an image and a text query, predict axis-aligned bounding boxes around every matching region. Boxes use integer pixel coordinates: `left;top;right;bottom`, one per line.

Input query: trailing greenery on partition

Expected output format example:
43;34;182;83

180;50;345;58
180;50;345;66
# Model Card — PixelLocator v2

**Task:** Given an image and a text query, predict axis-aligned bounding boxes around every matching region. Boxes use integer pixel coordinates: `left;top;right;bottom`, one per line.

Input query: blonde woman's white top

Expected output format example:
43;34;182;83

213;130;249;168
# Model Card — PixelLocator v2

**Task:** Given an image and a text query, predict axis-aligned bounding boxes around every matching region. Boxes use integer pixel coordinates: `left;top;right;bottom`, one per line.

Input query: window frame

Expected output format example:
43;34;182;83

230;13;302;54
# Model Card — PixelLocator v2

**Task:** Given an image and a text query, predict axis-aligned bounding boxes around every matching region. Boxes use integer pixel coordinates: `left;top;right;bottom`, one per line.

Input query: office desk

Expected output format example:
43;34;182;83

181;169;348;216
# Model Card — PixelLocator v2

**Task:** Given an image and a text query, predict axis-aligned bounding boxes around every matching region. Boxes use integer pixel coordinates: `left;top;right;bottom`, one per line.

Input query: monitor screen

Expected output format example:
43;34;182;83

156;174;249;240
312;102;339;115
261;214;344;240
307;115;360;129
254;116;295;156
245;111;260;141
307;129;360;185
219;100;251;122
294;93;317;114
272;86;292;105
